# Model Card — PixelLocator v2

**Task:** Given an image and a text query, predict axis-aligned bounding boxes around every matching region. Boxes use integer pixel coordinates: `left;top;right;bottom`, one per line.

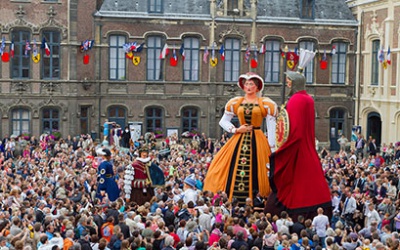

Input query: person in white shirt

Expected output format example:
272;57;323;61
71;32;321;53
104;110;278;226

183;175;198;205
365;203;381;228
275;211;293;235
312;207;330;248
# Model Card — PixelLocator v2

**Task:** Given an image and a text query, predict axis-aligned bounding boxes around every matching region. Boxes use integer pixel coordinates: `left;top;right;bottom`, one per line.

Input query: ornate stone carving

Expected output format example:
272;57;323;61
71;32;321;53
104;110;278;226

146;84;164;94
182;84;200;95
41;82;62;94
219;26;248;45
12;82;31;93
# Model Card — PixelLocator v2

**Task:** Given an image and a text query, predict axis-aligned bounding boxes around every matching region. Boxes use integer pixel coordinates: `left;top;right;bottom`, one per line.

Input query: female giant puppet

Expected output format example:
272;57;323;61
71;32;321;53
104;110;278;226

265;49;331;218
204;72;277;205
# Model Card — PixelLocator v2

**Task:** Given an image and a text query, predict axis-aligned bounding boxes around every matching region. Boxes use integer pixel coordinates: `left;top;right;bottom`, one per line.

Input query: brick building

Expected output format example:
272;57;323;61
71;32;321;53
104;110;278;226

0;0;357;150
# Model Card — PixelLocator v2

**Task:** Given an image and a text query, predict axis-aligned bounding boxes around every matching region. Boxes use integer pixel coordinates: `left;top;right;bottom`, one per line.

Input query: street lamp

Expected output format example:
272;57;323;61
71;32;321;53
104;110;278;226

281;45;289;105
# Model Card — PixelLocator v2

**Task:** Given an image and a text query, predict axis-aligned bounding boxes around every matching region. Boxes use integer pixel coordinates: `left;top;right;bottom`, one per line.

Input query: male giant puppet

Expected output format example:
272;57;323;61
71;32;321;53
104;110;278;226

265;49;331;219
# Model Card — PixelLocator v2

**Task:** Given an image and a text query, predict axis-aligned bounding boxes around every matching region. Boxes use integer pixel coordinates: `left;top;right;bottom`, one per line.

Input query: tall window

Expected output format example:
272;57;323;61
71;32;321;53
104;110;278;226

80;106;90;135
149;0;163;13
224;38;240;82
181;107;199;133
108;106;126;128
147;36;163;81
11;30;31;79
42;108;59;134
109;35;126;80
301;0;315;19
371;40;380;86
145;107;163;133
331;42;348;84
11;108;30;135
42;31;60;79
264;40;281;83
183;37;200;81
299;41;315;84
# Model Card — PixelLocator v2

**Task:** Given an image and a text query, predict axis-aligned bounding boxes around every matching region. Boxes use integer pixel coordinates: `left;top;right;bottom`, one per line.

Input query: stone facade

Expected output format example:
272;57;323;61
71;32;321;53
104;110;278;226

0;0;357;150
348;0;400;147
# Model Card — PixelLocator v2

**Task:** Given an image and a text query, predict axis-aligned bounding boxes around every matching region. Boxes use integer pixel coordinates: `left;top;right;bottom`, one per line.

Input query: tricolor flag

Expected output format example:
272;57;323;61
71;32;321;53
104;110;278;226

251;50;258;68
179;44;185;61
319;50;327;70
211;43;216;60
160;43;169;59
135;43;145;52
259;43;266;54
203;46;209;63
0;37;5;55
10;39;14;58
25;40;31;56
378;47;384;63
170;47;178;66
43;38;51;56
32;39;38;57
244;46;250;63
386;46;391;65
331;45;336;55
219;44;225;61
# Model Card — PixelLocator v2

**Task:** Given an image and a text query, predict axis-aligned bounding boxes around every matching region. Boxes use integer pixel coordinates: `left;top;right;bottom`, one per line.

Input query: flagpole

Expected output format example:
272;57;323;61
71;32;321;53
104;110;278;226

281;45;288;105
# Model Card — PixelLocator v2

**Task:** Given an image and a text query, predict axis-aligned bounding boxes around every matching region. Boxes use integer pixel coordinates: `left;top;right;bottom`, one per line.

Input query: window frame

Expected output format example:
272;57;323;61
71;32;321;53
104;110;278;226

183;37;200;82
224;38;241;82
41;108;60;134
11;108;30;136
145;107;164;133
371;40;380;86
11;30;31;79
107;106;127;129
300;0;315;19
181;107;199;133
331;42;348;85
42;30;61;79
148;0;163;13
147;36;164;81
264;39;281;83
109;35;127;81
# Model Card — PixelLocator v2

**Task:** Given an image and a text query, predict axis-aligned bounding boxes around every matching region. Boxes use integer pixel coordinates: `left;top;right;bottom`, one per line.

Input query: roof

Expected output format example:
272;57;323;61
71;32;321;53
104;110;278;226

96;0;356;25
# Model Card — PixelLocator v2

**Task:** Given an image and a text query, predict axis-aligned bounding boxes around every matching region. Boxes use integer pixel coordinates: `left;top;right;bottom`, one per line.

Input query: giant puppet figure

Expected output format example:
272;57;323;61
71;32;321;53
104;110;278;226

204;72;277;205
265;49;331;218
124;148;165;205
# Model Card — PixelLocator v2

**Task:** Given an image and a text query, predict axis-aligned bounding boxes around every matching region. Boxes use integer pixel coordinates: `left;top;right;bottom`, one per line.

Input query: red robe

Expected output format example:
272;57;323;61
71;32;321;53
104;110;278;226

266;91;331;217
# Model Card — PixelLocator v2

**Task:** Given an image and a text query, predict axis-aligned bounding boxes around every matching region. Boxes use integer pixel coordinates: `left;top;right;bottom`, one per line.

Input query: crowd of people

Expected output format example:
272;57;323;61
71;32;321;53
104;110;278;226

0;130;399;250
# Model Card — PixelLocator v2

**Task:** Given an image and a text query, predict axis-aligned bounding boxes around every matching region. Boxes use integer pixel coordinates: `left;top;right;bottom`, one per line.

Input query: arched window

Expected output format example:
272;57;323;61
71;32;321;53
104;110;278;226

183;37;200;81
42;108;60;134
11;108;30;135
145;107;163;133
331;42;348;84
108;106;126;128
181;107;199;133
224;38;241;82
109;35;126;80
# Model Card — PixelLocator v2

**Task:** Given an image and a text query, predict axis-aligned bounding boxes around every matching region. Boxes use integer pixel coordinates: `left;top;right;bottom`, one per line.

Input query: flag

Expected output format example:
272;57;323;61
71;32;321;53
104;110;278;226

386;46;391;65
294;47;299;55
211;43;215;60
259;43;266;54
42;38;51;56
170;47;178;66
32;39;38;57
331;45;336;55
203;46;209;63
319;50;327;70
25;40;31;56
135;43;145;52
280;48;286;58
378;47;384;63
286;51;299;70
10;39;14;58
88;40;95;49
160;43;169;59
219;45;225;61
244;46;250;63
179;44;185;61
250;50;258;68
0;37;5;55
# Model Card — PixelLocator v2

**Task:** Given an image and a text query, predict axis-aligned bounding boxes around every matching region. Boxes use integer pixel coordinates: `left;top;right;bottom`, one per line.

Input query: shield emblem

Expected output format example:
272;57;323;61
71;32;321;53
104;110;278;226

276;107;290;150
132;56;140;66
32;53;41;63
210;58;218;67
